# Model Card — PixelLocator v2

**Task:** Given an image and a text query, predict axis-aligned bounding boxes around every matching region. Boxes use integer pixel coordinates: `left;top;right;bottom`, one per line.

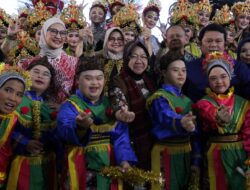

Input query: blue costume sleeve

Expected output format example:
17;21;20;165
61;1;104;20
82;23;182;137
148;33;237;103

56;101;88;145
148;97;189;140
111;121;137;165
11;131;29;155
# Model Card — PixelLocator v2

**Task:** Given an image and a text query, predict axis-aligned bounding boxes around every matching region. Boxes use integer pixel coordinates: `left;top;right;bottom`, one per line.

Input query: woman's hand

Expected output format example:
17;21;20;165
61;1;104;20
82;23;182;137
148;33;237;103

217;105;231;124
26;139;43;154
115;106;135;123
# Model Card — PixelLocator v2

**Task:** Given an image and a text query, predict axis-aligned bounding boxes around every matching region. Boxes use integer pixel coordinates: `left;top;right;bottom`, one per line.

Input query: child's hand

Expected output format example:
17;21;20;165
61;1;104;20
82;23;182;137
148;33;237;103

217;105;231;124
181;112;196;132
120;161;131;173
26;139;43;154
115;106;135;123
76;111;93;128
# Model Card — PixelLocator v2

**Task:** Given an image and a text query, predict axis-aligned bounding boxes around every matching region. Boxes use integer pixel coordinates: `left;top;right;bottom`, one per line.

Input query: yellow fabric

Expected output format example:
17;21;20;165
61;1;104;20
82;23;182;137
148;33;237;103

151;142;192;190
0;113;16;146
68;147;84;190
207;143;217;190
6;156;25;190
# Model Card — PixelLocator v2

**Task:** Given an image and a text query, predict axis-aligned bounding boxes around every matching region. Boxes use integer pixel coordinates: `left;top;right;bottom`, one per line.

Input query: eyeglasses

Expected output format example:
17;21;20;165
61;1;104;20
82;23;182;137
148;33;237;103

108;37;123;43
30;69;51;79
129;54;148;61
47;28;67;38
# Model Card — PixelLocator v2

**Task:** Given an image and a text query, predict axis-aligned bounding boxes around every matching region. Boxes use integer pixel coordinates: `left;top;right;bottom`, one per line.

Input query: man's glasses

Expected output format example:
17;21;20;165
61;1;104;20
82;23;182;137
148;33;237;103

47;28;67;38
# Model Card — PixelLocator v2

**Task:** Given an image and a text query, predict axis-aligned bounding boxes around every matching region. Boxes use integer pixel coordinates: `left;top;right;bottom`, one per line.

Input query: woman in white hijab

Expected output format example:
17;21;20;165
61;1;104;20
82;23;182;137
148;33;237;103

22;17;78;104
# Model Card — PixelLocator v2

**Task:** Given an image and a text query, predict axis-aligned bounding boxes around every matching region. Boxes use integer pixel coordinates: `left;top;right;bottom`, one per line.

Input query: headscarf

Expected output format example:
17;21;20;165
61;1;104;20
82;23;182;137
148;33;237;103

39;17;66;59
0;72;25;88
103;27;124;60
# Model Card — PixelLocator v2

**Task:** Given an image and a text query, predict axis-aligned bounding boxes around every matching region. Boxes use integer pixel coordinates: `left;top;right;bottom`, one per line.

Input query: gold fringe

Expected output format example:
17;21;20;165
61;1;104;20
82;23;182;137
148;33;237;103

85;144;111;153
213;141;243;150
15;152;56;165
146;92;175;111
90;121;116;133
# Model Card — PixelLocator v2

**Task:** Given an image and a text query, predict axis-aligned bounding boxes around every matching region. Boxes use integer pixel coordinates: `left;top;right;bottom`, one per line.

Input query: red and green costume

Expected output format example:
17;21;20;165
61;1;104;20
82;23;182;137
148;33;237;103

6;95;57;190
0;113;18;188
147;85;201;190
57;90;137;190
194;87;250;190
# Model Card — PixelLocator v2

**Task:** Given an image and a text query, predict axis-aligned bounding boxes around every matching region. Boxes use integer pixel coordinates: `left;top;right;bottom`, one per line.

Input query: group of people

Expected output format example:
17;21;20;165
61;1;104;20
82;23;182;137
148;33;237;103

0;0;250;189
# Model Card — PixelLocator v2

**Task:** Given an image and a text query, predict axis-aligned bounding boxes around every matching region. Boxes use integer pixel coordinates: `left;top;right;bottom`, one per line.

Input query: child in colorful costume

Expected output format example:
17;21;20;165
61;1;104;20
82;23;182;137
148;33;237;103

193;52;250;190
6;57;59;190
56;56;137;190
0;64;29;189
147;51;200;190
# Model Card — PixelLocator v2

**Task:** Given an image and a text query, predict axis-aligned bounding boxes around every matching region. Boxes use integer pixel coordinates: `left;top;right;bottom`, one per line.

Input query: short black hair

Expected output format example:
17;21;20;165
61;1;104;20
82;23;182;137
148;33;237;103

160;50;184;70
198;23;227;42
76;56;104;77
165;24;185;36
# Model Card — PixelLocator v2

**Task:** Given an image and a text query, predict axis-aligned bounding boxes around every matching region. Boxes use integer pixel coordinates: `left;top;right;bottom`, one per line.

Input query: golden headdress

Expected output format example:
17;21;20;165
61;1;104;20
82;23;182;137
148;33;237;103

18;7;30;18
169;0;198;27
212;5;236;32
61;0;87;30
91;0;108;13
0;8;11;28
231;1;250;16
143;0;162;15
8;31;39;65
107;0;125;10
194;0;212;14
113;3;141;35
27;1;52;35
0;63;32;91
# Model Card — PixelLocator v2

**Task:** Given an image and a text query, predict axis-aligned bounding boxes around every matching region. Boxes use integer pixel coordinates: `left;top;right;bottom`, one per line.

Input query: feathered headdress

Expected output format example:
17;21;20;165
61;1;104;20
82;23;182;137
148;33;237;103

27;1;52;35
113;3;141;35
61;0;87;30
194;0;212;14
0;8;11;28
8;31;39;65
212;5;236;33
169;0;198;27
0;63;32;90
143;0;162;15
231;1;250;16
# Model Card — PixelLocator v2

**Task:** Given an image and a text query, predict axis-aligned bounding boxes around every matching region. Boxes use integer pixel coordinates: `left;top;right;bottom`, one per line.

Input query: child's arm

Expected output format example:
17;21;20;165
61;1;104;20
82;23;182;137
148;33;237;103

148;97;193;140
111;122;137;166
56;101;89;145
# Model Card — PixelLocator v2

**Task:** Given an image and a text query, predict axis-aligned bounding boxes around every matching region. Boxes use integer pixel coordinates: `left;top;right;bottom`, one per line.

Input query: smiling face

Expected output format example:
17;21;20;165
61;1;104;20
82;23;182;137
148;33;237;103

45;23;66;49
162;60;187;89
240;42;250;64
143;10;159;29
77;70;104;104
123;30;136;44
89;6;105;25
67;30;80;49
128;46;148;74
208;67;230;94
29;65;51;96
198;10;210;27
107;30;124;54
236;14;250;30
0;79;24;114
201;31;225;54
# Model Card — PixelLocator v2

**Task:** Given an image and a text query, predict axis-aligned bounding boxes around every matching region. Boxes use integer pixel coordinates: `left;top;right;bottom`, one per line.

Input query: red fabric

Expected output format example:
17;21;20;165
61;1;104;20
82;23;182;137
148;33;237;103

0;143;12;185
18;159;30;190
163;149;171;190
75;150;86;190
212;146;228;190
240;108;250;156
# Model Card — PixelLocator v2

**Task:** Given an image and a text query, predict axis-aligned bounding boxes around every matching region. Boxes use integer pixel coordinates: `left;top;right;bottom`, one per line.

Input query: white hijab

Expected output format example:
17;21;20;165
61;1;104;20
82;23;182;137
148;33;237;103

39;17;66;59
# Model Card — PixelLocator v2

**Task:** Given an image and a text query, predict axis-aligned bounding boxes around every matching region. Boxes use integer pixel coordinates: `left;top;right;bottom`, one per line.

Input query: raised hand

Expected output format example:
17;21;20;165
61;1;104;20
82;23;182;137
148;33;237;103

181;111;196;132
76;111;93;128
115;105;135;123
217;105;231;124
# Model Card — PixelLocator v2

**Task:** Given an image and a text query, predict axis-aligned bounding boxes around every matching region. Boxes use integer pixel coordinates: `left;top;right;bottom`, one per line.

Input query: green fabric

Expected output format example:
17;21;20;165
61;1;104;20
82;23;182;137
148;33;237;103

0;117;12;140
202;94;248;133
221;147;246;190
86;148;111;190
169;152;191;190
69;95;112;123
29;162;45;190
157;89;192;114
